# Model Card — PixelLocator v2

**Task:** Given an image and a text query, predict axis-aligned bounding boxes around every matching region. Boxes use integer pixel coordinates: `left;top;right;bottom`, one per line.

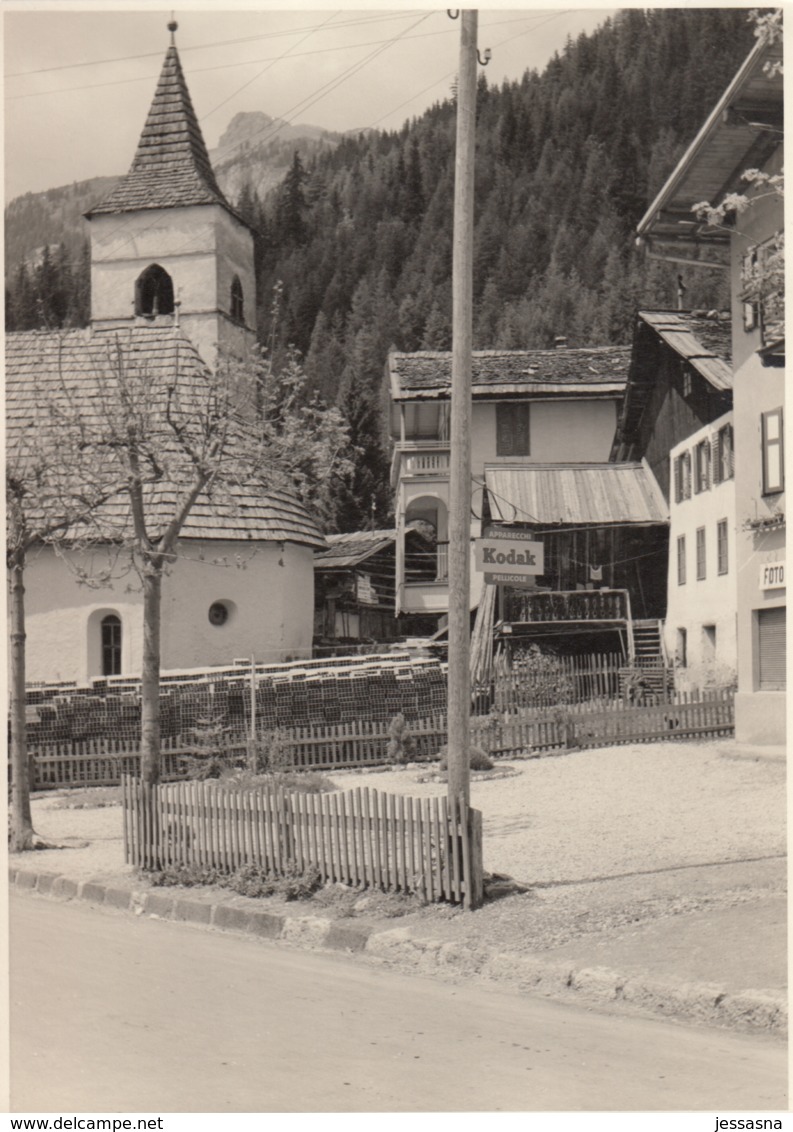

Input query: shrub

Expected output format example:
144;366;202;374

386;713;417;764
217;767;336;794
147;859;323;901
253;729;293;774
148;862;220;887
496;644;575;709
436;745;494;772
181;712;235;780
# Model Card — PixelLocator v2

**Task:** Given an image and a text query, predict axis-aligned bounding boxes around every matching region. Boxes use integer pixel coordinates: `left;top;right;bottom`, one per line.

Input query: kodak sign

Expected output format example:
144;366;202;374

474;526;544;584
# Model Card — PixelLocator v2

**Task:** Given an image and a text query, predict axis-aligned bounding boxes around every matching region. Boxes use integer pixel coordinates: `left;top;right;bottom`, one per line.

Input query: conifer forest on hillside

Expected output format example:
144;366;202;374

5;9;758;532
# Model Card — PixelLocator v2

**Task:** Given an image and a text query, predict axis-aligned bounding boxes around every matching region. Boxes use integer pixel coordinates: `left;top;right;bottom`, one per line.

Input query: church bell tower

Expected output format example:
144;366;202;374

85;21;256;367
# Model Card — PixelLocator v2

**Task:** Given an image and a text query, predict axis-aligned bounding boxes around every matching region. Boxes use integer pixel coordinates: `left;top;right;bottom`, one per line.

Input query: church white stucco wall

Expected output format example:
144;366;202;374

21;538;314;685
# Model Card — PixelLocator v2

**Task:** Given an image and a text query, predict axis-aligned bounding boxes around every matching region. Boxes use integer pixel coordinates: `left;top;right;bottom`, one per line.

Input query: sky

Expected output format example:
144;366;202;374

3;5;616;202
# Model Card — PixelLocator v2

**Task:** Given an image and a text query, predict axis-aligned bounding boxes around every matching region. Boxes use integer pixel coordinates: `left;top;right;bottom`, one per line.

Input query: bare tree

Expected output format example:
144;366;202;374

6;341;122;850
8;322;352;818
85;329;351;785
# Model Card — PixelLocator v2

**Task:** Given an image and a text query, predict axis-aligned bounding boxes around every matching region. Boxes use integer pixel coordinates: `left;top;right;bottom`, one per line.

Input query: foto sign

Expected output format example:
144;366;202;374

475;525;544;585
760;559;785;590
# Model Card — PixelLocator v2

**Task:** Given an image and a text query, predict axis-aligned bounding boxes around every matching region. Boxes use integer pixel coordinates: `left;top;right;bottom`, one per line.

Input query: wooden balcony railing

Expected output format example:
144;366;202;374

404;542;449;584
503;589;630;625
391;442;451;485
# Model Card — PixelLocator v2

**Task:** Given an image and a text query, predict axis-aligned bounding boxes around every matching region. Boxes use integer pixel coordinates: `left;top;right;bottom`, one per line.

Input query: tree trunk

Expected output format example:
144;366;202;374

8;550;34;851
140;565;163;785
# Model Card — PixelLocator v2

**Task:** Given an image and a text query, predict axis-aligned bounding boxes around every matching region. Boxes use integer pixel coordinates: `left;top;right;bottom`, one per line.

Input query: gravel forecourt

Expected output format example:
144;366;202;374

21;739;786;958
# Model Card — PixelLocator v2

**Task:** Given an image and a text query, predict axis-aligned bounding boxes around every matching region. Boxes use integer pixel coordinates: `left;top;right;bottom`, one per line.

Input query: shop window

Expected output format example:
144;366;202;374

761;408;784;495
135;264;174;317
757;606;786;690
496;403;530;457
101;614;122;676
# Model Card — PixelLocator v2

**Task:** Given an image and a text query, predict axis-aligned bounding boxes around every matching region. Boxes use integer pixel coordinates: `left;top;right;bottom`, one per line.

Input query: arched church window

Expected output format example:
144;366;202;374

230;275;244;322
101;614;122;676
135;264;175;317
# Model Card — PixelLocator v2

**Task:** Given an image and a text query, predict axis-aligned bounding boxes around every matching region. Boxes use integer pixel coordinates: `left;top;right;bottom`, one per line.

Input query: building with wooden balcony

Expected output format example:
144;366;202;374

388;346;631;622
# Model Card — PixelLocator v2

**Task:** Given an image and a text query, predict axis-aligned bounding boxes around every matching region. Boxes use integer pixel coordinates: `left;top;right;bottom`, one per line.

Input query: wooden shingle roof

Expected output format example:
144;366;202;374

6;326;324;548
389;348;630;401
315;530;397;570
86;45;236;219
638;310;733;389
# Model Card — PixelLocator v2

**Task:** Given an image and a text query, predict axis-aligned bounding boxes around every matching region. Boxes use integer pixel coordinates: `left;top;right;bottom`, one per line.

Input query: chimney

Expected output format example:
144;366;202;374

554;336;567;349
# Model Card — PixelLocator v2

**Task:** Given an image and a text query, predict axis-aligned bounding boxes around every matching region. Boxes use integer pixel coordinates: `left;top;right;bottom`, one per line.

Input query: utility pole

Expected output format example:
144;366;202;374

447;9;478;809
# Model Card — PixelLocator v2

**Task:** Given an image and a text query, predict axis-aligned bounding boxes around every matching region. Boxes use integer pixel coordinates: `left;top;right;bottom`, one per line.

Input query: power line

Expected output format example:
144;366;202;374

9;7;562;274
7;12;571;102
365;10;570;129
5;12;426;78
77;11;435;269
6;17;442;101
10;12;440;270
200;10;342;125
251;13;436;192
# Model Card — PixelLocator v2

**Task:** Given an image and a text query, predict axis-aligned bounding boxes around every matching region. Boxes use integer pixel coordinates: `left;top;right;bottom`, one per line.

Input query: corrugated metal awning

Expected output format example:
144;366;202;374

485;462;669;526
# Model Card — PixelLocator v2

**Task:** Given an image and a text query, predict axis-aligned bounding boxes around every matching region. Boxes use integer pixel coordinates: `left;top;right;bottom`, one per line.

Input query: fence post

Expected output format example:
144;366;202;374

465;805;483;910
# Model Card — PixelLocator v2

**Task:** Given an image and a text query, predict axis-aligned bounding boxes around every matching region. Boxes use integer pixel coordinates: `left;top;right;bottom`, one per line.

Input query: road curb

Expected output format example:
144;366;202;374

10;865;786;1037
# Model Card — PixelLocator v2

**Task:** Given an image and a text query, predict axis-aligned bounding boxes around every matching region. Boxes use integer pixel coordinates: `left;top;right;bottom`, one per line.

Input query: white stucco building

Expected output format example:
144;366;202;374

637;31;784;744
6;34;324;687
666;413;737;687
388;346;631;620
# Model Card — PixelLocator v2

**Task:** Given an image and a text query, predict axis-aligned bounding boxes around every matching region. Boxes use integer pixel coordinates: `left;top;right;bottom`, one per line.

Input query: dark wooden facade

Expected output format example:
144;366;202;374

313;533;401;649
612;311;733;501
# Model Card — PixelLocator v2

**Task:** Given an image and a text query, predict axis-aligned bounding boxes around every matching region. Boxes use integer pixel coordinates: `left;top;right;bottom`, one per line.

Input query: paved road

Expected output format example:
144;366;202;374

11;894;787;1113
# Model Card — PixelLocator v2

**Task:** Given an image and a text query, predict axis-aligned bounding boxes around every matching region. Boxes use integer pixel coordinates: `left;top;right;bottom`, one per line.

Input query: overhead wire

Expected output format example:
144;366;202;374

7;12;569;101
365;9;571;129
6;12;426;78
85;9;437;269
70;10;436;268
13;8;566;282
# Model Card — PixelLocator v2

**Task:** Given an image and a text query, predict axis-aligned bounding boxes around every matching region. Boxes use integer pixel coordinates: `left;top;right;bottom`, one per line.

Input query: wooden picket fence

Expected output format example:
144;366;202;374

27;689;734;789
478;687;735;755
121;776;484;909
30;735;226;790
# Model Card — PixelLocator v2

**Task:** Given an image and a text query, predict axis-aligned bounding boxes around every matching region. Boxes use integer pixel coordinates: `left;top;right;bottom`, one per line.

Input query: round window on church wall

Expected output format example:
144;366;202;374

208;601;229;627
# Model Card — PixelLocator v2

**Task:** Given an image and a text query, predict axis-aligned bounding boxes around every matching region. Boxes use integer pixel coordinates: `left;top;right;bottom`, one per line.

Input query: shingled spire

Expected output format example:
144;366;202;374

88;40;230;216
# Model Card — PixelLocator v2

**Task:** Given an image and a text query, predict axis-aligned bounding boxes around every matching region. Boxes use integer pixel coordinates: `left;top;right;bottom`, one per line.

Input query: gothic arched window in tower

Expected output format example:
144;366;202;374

230;275;244;323
135;263;175;318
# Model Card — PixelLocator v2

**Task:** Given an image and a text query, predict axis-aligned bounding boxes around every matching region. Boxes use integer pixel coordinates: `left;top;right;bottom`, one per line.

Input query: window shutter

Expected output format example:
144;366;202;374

712;432;722;484
496;403;529;456
758;606;786;690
